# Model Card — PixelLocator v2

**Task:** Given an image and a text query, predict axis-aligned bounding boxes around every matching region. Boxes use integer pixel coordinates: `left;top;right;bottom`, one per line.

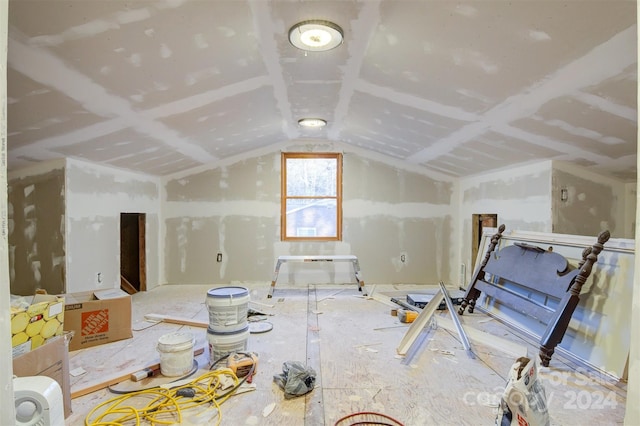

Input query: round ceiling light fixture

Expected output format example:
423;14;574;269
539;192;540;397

289;20;344;52
298;118;327;128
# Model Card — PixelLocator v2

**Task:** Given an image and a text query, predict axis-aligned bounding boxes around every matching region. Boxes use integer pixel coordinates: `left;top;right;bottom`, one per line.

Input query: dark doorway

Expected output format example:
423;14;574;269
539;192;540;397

471;214;498;271
120;213;146;294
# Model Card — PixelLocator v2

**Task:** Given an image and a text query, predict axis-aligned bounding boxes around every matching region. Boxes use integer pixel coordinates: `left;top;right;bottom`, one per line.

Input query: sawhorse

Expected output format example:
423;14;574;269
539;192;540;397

268;255;367;298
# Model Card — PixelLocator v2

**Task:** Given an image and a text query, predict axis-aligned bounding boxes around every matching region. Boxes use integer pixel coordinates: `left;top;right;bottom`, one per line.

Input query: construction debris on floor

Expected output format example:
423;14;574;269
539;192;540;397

62;283;625;425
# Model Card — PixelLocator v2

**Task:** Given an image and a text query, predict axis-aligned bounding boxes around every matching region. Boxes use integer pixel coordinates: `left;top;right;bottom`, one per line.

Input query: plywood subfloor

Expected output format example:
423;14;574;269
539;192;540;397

66;283;627;425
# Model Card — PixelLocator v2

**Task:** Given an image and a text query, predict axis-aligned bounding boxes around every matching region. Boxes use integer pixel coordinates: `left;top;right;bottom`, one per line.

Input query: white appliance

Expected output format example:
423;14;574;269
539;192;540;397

13;376;64;426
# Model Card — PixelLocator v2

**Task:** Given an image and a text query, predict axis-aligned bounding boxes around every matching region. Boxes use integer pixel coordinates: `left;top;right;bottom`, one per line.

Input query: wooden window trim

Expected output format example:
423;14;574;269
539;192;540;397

281;152;343;241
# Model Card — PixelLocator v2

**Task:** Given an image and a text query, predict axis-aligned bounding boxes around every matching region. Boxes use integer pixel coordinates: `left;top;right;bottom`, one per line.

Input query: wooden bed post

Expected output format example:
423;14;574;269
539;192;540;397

539;229;611;366
459;224;505;315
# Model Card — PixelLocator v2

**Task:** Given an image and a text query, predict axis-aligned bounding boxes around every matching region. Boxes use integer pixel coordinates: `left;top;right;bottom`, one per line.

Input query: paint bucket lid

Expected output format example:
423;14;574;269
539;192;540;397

157;332;195;352
249;321;273;334
207;325;249;336
207;286;249;299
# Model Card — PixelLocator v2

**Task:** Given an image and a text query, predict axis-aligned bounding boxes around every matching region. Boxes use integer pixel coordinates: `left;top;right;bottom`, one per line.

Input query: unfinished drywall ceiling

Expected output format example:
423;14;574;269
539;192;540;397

5;0;637;181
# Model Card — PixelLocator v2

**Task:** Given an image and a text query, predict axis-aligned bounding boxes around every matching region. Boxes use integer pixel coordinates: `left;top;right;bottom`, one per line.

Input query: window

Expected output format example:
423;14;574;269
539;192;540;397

281;152;342;241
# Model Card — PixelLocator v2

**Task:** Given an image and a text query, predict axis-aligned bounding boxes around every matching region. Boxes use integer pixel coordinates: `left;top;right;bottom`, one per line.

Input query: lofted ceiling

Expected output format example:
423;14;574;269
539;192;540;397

6;0;638;181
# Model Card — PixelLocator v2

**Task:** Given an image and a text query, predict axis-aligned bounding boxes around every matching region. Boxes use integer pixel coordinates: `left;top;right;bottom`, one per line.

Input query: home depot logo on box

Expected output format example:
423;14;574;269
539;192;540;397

81;310;109;335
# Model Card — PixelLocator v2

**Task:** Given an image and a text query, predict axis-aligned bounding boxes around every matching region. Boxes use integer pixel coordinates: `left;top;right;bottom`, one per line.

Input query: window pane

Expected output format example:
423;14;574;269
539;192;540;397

285;198;337;238
286;158;337;196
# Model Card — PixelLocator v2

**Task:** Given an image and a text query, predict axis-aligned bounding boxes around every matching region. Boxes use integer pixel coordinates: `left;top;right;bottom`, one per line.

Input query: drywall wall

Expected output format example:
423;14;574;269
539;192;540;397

1;1;15;421
625;26;639;418
65;158;160;293
163;141;456;286
626;162;640;424
552;160;628;238
8;160;66;295
163;153;280;284
625;182;637;238
458;161;553;285
7;158;162;295
342;153;455;284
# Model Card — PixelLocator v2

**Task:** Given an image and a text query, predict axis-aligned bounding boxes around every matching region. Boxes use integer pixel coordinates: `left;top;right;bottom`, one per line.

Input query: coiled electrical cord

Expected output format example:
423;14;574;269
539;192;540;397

85;367;240;425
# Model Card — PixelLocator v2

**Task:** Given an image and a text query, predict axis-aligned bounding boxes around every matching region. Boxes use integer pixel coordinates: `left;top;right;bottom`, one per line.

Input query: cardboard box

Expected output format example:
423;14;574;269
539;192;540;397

11;293;65;357
62;289;132;351
13;333;72;418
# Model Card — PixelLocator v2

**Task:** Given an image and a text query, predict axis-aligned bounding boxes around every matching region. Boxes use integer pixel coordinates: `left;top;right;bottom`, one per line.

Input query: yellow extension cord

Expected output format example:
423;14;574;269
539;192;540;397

85;368;240;426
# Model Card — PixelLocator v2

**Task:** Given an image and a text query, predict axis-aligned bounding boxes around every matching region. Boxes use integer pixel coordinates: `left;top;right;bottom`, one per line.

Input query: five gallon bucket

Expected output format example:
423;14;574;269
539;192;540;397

157;332;195;377
207;326;249;363
206;286;250;333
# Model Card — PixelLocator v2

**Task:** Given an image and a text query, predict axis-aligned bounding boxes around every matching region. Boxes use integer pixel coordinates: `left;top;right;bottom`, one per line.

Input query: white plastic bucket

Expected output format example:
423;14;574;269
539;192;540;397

157;332;195;377
207;326;249;364
206;286;250;332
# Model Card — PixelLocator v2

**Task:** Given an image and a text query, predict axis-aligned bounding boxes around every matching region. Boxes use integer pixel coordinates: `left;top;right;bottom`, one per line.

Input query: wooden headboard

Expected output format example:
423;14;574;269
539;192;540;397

458;225;610;366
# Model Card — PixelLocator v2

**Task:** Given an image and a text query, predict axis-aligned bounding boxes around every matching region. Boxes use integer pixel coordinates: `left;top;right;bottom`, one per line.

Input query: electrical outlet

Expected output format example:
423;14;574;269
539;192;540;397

216;253;222;262
400;254;406;263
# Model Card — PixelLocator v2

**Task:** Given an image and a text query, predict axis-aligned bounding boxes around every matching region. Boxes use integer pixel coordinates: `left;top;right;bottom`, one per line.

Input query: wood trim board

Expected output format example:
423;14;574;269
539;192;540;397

71;347;204;398
144;313;208;328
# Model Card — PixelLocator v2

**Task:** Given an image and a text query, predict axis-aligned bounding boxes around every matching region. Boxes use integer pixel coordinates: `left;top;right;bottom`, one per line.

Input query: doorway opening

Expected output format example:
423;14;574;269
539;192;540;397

120;213;146;294
471;214;498;271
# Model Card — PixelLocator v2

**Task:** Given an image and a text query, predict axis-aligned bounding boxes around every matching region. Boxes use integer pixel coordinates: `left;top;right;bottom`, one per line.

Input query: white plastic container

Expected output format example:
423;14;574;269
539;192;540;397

157;332;195;377
207;326;249;364
206;286;250;332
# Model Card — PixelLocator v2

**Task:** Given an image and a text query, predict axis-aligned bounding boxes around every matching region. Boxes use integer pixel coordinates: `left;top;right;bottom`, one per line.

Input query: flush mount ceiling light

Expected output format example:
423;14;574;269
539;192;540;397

289;20;343;52
298;118;327;128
